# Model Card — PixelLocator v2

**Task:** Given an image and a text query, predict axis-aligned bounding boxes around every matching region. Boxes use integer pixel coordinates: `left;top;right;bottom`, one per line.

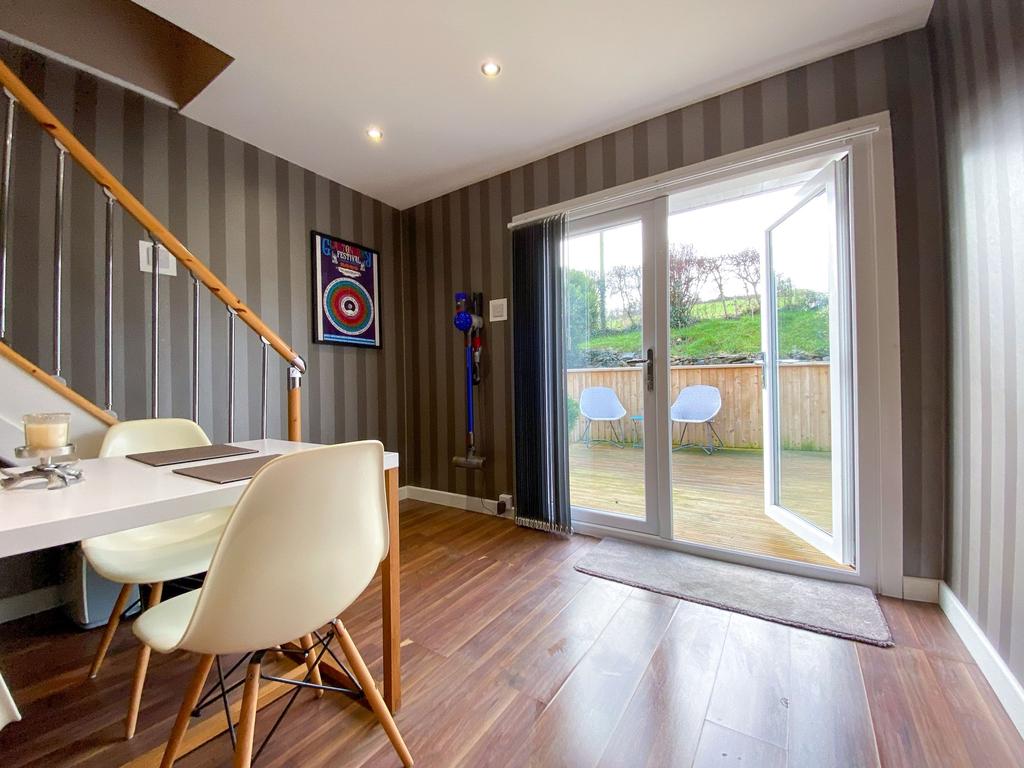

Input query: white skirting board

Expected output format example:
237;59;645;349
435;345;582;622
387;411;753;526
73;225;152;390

399;485;513;518
0;585;63;624
939;582;1024;739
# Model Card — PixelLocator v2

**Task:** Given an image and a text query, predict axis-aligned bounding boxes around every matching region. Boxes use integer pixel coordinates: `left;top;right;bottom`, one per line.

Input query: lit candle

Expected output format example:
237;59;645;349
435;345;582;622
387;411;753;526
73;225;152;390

23;413;70;451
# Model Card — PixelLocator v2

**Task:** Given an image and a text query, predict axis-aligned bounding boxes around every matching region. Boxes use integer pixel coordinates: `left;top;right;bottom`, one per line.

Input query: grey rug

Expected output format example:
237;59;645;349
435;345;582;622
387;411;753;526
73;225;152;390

575;538;893;646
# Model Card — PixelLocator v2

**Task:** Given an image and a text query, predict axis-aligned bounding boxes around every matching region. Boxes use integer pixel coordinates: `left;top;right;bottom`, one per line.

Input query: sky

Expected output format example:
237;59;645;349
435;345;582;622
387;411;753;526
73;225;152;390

565;184;831;312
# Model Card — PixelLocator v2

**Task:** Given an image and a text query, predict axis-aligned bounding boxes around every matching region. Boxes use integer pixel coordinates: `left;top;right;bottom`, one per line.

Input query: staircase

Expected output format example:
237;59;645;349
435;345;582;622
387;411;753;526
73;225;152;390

0;56;307;459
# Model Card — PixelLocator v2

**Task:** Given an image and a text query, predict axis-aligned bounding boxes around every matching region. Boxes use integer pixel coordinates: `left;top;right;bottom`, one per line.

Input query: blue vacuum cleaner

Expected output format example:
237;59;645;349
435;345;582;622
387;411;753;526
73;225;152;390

452;291;485;469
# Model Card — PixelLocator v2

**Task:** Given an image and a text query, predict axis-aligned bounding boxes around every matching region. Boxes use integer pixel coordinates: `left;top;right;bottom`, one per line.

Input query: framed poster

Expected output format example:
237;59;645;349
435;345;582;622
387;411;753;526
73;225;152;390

311;230;381;348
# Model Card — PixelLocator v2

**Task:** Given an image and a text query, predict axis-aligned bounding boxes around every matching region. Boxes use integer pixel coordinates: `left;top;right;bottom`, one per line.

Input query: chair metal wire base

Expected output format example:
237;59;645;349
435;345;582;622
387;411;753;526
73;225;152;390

191;627;362;764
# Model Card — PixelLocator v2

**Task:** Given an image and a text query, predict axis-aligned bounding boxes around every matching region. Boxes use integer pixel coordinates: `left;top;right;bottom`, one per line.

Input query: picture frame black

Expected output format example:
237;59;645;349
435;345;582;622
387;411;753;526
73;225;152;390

310;230;382;349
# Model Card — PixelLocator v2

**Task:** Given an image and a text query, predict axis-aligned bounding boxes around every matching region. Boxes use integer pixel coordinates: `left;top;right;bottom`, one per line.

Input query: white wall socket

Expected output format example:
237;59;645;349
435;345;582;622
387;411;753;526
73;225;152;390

139;241;177;276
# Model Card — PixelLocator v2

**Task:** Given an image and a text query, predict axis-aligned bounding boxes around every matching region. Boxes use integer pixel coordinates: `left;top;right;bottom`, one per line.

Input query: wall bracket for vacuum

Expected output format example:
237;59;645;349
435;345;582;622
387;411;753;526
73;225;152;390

452;291;485;470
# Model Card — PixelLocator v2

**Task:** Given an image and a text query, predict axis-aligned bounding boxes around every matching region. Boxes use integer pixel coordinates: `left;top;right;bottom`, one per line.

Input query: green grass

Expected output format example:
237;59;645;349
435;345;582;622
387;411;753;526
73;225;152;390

580;308;829;359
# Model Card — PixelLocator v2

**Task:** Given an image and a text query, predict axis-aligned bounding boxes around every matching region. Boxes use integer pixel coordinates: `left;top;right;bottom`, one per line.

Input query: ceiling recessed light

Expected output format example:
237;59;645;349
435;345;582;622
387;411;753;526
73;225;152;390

366;126;383;142
480;61;501;78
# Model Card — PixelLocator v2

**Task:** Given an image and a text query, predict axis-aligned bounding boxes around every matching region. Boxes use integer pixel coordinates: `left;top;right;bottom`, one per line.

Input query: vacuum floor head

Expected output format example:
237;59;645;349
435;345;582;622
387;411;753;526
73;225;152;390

452;454;485;470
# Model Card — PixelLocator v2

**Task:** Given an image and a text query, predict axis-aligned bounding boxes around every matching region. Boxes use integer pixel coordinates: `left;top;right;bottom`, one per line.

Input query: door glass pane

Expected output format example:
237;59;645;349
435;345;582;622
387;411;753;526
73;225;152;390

769;191;833;532
564;220;646;519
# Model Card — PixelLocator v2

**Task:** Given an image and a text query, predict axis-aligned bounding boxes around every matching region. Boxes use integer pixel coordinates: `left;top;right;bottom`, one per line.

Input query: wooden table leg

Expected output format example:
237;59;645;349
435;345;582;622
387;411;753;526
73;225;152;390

381;466;401;712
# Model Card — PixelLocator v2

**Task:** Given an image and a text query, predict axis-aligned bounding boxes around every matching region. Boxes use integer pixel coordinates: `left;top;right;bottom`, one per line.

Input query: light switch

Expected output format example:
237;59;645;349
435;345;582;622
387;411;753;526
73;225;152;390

139;241;177;276
489;298;508;322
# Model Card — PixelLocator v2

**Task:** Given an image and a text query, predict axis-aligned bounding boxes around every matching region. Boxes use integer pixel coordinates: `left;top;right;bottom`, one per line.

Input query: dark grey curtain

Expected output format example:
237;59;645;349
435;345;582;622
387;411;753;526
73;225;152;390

511;214;571;534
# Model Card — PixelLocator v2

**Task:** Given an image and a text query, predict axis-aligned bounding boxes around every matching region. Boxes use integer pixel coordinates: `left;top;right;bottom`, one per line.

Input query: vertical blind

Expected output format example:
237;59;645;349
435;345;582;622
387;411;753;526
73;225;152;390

511;214;572;534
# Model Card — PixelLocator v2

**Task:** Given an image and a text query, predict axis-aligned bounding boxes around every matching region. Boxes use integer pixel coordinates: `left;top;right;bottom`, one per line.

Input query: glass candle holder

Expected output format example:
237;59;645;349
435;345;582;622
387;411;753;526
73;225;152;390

23;413;70;451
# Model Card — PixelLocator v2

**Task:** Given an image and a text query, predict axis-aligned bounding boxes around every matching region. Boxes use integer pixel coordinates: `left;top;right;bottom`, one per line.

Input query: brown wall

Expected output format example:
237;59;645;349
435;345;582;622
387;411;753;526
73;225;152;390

400;29;948;580
930;0;1024;681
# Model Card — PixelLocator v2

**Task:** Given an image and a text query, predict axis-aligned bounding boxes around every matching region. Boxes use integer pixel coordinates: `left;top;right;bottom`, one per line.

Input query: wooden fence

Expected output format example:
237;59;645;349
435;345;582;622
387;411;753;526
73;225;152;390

566;362;831;450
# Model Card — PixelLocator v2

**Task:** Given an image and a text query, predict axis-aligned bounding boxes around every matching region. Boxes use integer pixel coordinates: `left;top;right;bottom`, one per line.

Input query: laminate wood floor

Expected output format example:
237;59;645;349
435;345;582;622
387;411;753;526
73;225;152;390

0;501;1021;767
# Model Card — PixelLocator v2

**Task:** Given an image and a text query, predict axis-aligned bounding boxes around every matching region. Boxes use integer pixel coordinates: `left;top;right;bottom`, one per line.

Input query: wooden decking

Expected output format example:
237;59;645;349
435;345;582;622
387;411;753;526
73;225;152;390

569;443;840;568
1;502;1022;768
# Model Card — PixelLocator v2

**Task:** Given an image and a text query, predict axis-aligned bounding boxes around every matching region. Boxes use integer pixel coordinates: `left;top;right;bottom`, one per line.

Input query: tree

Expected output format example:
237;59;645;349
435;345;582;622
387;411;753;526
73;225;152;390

607;264;643;329
702;256;730;318
668;243;711;327
563;269;599;365
725;248;761;313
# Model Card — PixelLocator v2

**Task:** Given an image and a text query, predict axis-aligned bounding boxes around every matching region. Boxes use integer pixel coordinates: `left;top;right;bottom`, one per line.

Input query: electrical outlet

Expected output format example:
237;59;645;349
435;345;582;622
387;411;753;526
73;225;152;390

498;493;513;515
139;241;177;276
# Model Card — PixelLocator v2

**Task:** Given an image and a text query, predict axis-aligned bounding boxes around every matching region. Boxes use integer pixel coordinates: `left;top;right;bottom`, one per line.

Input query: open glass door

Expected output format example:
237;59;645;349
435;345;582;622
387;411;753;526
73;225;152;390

761;158;854;565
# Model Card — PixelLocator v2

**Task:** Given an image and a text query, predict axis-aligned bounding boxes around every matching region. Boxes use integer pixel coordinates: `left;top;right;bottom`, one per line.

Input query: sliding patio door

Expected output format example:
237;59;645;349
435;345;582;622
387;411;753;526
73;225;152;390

564;200;666;535
761;158;854;565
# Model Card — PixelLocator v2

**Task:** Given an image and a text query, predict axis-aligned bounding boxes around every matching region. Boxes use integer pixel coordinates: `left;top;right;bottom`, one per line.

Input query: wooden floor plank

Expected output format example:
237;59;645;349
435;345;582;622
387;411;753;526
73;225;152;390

787;628;880;768
705;613;791;749
597;601;730;768
692;721;787;768
1;502;1022;768
519;595;677;768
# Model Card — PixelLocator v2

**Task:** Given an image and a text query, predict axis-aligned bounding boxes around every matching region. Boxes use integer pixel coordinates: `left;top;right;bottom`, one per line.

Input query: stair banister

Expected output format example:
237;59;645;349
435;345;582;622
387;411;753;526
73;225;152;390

0;57;307;441
0;89;14;342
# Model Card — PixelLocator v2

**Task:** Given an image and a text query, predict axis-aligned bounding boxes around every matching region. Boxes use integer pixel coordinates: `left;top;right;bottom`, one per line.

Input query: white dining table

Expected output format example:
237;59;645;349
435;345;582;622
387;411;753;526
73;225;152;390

0;439;404;761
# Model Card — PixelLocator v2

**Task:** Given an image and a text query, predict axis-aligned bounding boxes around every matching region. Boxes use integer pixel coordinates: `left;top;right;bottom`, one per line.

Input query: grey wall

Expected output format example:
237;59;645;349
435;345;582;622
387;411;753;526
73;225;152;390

401;29;948;580
930;0;1024;681
1;40;407;463
0;41;408;601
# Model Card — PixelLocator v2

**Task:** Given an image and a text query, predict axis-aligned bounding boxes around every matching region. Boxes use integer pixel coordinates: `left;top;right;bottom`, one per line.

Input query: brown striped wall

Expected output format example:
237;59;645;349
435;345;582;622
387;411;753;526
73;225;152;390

929;0;1024;682
401;29;948;581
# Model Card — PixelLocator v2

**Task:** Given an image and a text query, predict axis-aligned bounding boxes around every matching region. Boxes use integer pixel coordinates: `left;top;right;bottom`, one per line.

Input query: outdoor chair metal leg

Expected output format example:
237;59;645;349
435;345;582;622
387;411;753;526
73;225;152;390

709;422;724;452
611;420;626;448
582;419;592;449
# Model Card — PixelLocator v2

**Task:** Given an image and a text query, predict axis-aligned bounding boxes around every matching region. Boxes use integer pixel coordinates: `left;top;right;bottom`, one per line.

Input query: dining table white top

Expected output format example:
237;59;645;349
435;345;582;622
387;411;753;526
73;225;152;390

0;439;399;559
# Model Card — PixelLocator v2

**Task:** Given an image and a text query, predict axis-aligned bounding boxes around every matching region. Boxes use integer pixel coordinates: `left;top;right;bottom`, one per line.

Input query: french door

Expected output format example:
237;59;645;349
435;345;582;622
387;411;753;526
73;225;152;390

563;154;857;572
564;199;665;535
761;158;854;565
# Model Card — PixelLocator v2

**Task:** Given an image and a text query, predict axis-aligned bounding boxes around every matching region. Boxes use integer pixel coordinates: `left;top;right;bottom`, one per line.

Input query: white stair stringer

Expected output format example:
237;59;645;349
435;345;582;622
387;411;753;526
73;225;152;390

0;352;107;464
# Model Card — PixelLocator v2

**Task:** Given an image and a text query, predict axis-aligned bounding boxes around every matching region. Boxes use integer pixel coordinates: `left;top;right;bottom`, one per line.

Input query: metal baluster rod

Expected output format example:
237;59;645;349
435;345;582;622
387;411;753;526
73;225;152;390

260;336;269;440
0;89;16;342
191;273;200;423
150;234;159;418
103;190;115;415
52;141;67;381
227;307;236;442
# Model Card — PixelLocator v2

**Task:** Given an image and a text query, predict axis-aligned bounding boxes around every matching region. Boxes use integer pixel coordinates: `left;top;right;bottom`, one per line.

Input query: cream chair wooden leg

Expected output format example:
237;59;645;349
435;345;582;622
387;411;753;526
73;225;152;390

87;583;133;679
332;619;413;767
233;656;262;768
299;633;324;697
125;582;163;739
159;653;214;768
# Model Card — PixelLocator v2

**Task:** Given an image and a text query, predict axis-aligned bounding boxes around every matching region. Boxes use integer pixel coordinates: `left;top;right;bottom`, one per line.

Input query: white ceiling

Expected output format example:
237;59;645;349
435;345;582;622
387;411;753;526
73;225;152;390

134;0;932;210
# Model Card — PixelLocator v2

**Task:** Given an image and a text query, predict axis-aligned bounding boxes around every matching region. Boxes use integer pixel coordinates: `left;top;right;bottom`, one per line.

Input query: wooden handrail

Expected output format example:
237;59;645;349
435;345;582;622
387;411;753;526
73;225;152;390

0;58;304;374
0;341;118;427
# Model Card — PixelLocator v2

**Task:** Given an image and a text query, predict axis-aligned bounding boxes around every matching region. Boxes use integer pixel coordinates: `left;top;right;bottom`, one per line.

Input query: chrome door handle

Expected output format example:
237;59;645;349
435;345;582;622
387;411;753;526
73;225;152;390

645;348;654;392
755;350;766;389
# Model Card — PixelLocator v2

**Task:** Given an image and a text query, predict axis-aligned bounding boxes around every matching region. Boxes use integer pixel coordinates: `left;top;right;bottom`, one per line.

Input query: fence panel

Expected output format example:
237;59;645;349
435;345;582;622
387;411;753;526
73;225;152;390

566;362;830;450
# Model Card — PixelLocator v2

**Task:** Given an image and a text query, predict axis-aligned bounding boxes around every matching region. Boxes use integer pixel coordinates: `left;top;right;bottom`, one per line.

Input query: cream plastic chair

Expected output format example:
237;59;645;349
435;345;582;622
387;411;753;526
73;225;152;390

82;418;233;739
133;440;412;768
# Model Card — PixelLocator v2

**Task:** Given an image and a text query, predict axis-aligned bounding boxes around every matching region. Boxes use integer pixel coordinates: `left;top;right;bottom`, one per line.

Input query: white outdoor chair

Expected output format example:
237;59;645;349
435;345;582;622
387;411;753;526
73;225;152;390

133;441;413;768
579;386;628;448
82;418;236;739
671;385;724;455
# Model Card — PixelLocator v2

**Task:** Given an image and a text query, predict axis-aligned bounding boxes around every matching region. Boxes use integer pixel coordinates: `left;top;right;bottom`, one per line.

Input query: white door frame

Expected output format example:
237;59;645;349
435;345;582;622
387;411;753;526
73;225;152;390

532;113;902;596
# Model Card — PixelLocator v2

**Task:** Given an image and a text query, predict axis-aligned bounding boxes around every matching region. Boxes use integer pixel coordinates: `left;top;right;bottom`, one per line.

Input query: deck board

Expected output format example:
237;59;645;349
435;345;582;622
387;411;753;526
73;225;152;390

569;443;841;568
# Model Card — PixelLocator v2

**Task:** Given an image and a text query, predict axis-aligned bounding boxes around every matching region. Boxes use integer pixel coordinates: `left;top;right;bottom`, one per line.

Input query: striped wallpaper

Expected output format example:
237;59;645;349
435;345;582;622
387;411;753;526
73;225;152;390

0;41;407;471
931;0;1024;681
401;28;948;580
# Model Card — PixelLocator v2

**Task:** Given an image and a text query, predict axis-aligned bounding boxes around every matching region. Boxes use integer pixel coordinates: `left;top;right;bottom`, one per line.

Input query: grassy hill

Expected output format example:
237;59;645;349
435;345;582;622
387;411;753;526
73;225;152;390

580;301;829;361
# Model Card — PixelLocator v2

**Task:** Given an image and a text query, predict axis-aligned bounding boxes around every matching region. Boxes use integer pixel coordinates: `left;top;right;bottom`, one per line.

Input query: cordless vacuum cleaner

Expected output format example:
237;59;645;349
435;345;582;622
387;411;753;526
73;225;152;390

452;291;485;469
